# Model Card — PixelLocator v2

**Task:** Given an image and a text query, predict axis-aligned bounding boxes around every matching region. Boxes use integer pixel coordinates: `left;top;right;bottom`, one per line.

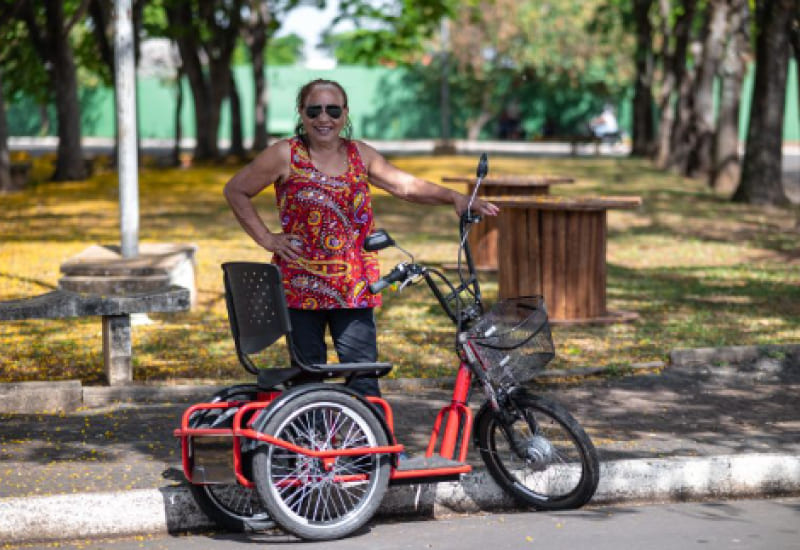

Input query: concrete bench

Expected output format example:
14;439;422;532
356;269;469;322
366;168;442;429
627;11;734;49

0;287;190;385
0;243;196;385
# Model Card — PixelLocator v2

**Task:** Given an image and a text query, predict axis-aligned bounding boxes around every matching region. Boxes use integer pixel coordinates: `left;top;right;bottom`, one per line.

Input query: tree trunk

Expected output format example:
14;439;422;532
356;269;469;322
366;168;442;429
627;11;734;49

685;0;731;177
173;66;184;167
22;1;88;180
47;2;87;181
667;3;710;171
466;85;495;140
228;69;246;159
655;0;696;168
166;0;241;161
166;2;215;160
248;11;269;152
733;0;795;205
0;67;12;192
182;49;215;160
710;0;749;194
208;58;231;159
792;13;799;114
631;0;655;156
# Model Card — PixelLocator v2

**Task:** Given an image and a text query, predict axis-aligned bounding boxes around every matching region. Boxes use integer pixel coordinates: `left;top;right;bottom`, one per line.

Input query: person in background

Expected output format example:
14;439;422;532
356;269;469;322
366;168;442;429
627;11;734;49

589;104;619;140
224;78;499;397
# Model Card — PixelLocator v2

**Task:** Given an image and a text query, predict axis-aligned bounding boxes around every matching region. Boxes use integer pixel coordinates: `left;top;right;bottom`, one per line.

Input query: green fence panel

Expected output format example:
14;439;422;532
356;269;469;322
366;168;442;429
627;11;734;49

6;60;798;142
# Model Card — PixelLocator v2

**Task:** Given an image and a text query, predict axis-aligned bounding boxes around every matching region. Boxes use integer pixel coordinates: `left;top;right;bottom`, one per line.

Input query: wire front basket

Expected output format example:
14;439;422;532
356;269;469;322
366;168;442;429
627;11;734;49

466;296;555;386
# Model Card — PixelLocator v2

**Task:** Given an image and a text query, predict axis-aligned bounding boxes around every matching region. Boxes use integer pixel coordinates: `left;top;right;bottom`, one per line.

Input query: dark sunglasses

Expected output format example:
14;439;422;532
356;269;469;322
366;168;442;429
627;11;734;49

305;104;344;119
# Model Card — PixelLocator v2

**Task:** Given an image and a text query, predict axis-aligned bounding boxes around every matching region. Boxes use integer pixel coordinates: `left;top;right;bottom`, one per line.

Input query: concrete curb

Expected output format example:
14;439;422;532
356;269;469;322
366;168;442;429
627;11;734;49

670;344;800;368
1;453;798;544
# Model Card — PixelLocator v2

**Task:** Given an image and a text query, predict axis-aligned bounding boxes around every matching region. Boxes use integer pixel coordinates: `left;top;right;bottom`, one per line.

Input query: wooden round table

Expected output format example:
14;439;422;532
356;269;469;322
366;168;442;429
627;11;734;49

442;175;575;270
490;195;642;324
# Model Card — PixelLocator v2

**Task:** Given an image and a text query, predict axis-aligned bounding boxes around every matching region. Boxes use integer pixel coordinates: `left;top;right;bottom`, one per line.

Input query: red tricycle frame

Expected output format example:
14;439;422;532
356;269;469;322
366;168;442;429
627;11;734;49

174;360;476;488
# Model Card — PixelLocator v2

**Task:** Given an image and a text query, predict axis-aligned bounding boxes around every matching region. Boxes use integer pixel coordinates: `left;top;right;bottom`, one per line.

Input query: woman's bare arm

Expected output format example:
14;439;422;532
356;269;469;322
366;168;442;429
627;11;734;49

223;140;302;261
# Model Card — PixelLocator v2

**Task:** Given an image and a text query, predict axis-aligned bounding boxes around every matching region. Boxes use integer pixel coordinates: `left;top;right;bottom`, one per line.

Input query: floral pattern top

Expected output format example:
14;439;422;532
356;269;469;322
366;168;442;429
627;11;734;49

273;137;382;310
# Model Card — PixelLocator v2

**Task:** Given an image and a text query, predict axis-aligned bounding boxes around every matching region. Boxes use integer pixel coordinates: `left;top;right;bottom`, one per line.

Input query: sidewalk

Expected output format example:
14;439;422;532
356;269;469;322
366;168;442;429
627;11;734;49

1;344;799;543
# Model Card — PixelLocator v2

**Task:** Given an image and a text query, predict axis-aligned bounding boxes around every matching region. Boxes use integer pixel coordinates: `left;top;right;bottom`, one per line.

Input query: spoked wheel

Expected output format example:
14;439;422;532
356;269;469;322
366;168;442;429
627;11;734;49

188;385;274;532
251;390;390;541
475;389;599;510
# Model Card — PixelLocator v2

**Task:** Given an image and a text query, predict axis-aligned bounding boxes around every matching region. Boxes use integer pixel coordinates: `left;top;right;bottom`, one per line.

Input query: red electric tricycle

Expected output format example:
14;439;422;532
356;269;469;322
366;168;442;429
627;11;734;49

174;154;600;541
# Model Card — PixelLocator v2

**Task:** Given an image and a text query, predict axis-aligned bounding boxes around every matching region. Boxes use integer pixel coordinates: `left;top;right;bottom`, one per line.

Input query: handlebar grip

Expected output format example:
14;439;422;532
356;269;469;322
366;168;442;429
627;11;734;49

369;279;391;294
369;265;408;294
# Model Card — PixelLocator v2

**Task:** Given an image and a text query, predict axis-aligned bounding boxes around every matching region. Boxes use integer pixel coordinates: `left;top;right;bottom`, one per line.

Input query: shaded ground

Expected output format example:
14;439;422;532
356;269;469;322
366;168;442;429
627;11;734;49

1;358;798;499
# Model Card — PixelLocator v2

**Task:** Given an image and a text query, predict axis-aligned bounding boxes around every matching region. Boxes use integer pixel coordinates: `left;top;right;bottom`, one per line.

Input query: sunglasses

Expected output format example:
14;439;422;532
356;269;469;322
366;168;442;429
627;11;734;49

304;104;344;119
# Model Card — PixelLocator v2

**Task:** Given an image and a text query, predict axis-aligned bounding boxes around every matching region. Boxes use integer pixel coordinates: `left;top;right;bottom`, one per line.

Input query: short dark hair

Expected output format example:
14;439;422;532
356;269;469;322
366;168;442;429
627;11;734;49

294;79;353;146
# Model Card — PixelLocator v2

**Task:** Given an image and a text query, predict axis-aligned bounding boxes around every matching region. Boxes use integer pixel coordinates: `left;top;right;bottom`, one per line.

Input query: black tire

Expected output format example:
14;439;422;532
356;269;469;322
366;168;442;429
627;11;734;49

251;390;390;541
475;390;599;510
187;385;274;532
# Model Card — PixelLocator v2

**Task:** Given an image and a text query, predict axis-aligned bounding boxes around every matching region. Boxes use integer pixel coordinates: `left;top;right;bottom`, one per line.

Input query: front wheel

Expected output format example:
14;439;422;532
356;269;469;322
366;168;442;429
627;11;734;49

474;390;599;510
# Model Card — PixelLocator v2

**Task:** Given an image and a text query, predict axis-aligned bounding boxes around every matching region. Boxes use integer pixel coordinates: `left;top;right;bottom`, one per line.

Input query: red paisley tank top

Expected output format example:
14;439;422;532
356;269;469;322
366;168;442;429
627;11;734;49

273;137;382;310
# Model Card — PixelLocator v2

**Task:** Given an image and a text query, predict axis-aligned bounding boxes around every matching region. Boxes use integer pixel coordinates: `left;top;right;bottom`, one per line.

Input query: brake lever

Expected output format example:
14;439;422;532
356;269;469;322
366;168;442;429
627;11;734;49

398;277;415;293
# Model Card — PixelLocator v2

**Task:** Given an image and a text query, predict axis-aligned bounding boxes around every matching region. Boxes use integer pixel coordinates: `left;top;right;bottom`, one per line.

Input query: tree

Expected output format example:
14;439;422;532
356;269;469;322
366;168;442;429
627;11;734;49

653;0;697;168
733;0;797;205
334;1;633;140
19;1;90;181
452;1;633;139
0;2;22;192
709;0;749;193
791;11;799;114
683;0;734;177
242;0;271;152
0;67;10;192
164;0;243;160
240;0;308;153
630;0;656;156
332;0;451;65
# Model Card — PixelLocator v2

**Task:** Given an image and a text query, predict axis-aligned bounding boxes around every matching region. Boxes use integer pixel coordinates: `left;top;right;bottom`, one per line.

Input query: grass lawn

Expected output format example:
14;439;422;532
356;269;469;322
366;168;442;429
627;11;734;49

1;153;798;385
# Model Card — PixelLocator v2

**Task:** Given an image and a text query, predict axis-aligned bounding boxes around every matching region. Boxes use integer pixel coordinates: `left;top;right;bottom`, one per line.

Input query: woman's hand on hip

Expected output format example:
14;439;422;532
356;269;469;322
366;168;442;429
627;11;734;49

265;233;303;261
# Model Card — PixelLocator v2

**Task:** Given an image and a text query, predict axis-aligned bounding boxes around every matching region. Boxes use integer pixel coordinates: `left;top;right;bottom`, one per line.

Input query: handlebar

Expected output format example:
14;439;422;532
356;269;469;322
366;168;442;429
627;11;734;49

369;211;484;328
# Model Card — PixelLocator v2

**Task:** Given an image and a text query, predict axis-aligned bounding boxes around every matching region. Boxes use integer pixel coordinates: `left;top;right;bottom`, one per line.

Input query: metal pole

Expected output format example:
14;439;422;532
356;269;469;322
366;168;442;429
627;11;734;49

115;0;139;258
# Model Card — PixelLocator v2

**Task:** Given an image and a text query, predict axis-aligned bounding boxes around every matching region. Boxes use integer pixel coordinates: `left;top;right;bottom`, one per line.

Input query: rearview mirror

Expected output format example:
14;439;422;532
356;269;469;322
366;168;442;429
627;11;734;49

364;229;395;251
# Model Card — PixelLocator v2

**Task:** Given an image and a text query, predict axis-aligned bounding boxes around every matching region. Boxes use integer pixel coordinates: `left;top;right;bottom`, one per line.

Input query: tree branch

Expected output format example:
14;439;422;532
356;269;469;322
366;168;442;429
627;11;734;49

63;0;91;36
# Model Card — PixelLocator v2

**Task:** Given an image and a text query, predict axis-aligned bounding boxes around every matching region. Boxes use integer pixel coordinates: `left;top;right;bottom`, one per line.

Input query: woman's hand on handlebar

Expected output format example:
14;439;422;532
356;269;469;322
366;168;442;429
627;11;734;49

453;194;499;218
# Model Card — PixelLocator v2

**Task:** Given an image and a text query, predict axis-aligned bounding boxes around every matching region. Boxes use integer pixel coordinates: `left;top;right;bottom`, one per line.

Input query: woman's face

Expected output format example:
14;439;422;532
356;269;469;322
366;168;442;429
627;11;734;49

299;85;348;145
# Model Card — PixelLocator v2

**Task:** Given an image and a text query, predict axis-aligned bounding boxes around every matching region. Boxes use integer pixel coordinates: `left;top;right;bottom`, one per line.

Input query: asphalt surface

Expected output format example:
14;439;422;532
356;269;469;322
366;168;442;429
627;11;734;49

16;497;800;550
0;345;798;544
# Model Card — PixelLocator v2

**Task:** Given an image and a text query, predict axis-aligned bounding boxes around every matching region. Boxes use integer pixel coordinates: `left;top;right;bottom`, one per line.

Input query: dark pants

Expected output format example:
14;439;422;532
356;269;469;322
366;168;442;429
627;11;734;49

288;307;381;397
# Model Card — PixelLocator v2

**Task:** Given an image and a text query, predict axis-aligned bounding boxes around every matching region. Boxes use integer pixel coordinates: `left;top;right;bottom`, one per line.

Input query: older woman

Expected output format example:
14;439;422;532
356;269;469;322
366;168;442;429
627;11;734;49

224;78;498;397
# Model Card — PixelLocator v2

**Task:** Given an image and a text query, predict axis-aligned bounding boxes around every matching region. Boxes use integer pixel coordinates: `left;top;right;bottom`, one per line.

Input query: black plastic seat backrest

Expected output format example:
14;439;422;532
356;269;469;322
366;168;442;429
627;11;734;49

222;262;291;374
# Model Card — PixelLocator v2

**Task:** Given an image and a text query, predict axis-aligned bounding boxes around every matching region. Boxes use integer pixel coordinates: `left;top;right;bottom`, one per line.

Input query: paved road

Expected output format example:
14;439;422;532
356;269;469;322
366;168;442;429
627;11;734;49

10;497;799;550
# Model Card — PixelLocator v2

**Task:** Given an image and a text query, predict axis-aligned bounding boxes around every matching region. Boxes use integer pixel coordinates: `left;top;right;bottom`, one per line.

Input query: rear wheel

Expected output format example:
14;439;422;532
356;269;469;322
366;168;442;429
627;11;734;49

251;390;390;541
475;390;599;510
188;385;274;532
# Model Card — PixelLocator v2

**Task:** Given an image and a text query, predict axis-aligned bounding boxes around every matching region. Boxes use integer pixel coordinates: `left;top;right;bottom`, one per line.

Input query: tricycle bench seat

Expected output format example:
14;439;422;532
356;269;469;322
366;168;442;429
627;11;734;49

257;362;393;390
0;286;190;385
